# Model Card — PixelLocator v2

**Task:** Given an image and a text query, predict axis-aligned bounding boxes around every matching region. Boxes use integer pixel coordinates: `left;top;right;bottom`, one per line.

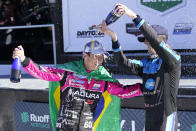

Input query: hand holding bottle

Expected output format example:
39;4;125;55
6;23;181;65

114;3;137;19
98;20;117;42
12;45;25;62
89;5;123;30
10;46;25;83
104;5;122;26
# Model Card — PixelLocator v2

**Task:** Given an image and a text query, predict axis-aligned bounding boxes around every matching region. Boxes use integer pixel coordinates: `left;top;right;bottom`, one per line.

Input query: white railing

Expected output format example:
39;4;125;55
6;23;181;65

0;24;57;75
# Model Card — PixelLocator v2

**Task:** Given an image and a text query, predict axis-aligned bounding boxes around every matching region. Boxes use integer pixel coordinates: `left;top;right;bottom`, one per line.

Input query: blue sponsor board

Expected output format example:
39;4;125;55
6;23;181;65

121;109;145;131
173;23;193;34
121;109;196;131
14;102;52;131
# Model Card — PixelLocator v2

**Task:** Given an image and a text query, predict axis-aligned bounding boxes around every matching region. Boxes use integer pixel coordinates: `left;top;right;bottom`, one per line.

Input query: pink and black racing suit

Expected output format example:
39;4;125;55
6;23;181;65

22;58;142;131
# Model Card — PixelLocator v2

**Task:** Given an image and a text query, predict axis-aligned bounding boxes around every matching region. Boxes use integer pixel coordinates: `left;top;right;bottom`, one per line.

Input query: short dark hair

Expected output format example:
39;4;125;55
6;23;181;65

85;52;91;56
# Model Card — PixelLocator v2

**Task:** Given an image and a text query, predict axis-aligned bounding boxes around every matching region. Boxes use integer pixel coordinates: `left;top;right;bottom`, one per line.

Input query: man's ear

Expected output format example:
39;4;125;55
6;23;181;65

83;53;87;59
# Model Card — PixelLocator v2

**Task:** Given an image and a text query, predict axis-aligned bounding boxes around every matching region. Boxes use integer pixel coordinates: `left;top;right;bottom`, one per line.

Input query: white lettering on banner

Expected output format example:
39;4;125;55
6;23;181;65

121;120;180;130
177;123;181;131
132;120;136;131
30;114;49;123
30;123;50;128
120;120;126;129
118;89;139;97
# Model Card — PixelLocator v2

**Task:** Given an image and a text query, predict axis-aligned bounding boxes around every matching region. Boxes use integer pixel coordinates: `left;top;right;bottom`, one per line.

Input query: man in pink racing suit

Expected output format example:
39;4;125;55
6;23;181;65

13;40;142;131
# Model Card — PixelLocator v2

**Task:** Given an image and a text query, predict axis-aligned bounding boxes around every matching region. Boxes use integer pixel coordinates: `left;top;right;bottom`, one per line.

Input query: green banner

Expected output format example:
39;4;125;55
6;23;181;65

141;0;183;12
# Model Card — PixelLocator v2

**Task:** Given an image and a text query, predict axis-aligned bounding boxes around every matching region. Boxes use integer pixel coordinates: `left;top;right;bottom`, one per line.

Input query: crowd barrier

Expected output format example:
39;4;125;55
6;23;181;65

0;87;49;131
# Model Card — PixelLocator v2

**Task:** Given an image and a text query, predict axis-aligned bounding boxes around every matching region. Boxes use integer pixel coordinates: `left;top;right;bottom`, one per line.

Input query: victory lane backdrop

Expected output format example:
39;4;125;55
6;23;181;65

62;0;196;52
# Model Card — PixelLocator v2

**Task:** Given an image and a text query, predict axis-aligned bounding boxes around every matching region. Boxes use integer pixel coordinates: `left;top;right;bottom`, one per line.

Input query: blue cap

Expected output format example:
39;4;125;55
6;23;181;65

84;40;108;55
138;25;168;42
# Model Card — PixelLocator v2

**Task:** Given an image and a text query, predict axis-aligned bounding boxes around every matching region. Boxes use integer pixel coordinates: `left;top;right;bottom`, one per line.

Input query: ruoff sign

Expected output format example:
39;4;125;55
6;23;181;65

14;102;52;131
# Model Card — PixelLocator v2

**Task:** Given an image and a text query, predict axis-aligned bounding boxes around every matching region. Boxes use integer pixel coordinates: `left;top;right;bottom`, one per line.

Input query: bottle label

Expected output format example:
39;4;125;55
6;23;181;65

105;10;120;25
10;69;21;83
10;57;22;83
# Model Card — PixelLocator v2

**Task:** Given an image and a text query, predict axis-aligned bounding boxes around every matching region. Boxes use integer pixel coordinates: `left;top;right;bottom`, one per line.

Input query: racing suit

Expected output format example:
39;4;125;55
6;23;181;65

22;58;142;131
112;16;181;131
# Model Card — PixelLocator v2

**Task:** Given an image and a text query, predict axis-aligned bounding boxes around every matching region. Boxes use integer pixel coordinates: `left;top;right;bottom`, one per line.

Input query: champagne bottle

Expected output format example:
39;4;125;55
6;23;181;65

10;57;22;83
89;5;122;30
105;6;121;25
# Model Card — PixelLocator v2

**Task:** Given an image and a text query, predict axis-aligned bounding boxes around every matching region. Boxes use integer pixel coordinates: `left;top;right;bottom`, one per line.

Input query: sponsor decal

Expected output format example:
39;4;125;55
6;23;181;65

85;99;94;104
85;116;93;120
66;87;74;102
145;78;155;90
72;114;77;119
65;87;101;102
70;83;84;88
145;102;162;108
61;118;76;126
27;67;42;79
21;112;29;123
21;112;50;128
72;79;85;84
73;73;87;79
143;90;160;95
84;121;93;128
192;124;196;131
83;112;93;116
73;90;100;99
77;30;104;38
173;23;193;34
92;84;101;90
57;108;78;127
118;90;139;97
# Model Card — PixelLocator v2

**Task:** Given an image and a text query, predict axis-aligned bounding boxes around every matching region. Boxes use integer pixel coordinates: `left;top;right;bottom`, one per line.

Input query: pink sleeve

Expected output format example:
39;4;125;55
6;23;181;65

107;82;143;98
23;60;66;81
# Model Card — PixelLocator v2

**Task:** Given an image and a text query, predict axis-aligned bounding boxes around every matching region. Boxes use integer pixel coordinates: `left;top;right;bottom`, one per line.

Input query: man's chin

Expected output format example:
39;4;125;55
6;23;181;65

92;66;99;71
148;49;156;55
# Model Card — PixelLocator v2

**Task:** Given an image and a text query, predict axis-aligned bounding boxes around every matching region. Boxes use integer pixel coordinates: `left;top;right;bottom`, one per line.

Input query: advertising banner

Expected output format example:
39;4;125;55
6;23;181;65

14;102;52;131
13;102;196;130
62;0;196;52
121;109;196;131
